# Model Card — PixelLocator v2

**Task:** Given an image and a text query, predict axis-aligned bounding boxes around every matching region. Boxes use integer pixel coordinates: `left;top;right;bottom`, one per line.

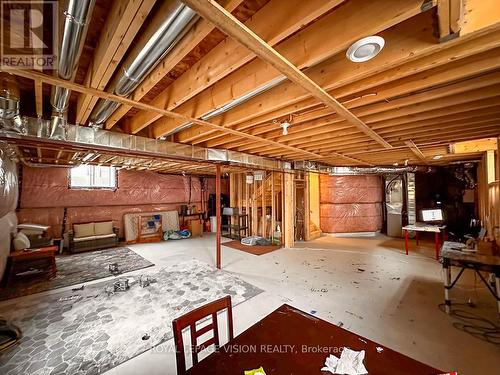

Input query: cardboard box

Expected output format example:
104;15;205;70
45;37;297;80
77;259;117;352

187;219;203;238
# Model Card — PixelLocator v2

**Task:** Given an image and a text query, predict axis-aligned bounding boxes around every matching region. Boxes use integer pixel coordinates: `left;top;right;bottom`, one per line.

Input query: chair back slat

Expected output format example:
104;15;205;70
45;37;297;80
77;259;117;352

195;322;214;337
172;295;233;375
196;336;216;353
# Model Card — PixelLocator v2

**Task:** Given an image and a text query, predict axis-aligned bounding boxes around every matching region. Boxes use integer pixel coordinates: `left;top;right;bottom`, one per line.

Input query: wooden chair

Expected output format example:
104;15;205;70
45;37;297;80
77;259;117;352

172;296;233;374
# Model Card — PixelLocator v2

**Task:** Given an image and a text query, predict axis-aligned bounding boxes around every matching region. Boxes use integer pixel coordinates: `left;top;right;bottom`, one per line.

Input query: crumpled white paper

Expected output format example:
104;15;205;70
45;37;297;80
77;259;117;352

321;348;368;375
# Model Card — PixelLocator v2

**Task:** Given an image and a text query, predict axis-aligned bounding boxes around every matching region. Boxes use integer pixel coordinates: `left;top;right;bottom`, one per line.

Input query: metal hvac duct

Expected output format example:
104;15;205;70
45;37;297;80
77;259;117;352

0;72;26;135
319;166;436;175
164;75;288;137
89;1;198;128
50;0;95;139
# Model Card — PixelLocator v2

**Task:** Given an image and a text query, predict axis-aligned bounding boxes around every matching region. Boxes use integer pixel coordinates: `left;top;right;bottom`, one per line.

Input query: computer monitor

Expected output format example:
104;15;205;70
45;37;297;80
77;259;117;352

420;208;443;223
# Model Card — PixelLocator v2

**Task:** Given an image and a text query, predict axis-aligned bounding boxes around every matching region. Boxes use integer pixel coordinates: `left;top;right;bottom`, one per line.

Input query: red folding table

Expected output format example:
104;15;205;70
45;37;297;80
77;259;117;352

402;223;446;260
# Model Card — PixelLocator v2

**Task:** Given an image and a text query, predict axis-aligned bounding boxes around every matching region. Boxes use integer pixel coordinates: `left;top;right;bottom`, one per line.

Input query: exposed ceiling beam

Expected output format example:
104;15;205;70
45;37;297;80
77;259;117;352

460;0;500;36
450;0;464;33
181;0;393;149
177;18;500;146
5;68;371;165
127;0;345;134
76;0;156;124
201;48;500;151
437;0;451;40
105;0;244;129
156;0;432;145
254;82;500;150
404;140;429;163
450;137;498;153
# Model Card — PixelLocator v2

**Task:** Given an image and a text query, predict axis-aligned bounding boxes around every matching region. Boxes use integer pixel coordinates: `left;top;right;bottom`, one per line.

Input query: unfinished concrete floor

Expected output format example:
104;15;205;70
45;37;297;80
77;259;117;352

2;234;498;374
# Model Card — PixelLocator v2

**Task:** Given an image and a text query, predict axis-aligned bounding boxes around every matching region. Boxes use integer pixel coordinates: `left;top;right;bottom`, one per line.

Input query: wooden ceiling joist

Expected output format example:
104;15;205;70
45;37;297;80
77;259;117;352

7;0;500;167
105;0;245;129
404;140;429;164
181;0;395;149
155;0;431;146
450;137;498;153
203;53;500;152
128;0;345;134
76;0;156;124
6;68;370;165
177;21;500;146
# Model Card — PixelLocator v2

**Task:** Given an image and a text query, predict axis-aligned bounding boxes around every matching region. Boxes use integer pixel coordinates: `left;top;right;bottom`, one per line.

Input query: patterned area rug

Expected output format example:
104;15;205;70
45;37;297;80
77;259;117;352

0;259;263;375
0;247;154;301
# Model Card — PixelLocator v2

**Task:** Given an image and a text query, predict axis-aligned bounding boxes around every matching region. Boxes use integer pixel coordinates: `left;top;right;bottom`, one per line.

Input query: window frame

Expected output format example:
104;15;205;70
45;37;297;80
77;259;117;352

68;164;118;191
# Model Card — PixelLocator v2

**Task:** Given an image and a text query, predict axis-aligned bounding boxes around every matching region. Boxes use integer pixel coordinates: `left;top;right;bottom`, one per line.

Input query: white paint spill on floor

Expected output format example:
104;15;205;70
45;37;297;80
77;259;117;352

1;233;498;374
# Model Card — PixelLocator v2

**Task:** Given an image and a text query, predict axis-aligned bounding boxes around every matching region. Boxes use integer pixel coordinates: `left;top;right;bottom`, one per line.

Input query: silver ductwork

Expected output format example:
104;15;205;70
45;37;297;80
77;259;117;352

322;166;436;175
50;0;95;139
89;1;198;128
0;72;26;135
165;75;288;137
1;117;285;171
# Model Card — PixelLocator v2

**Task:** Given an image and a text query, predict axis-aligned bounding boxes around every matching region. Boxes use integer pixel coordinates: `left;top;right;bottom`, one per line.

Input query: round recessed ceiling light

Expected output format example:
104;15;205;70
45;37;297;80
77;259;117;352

346;36;385;62
433;155;443;160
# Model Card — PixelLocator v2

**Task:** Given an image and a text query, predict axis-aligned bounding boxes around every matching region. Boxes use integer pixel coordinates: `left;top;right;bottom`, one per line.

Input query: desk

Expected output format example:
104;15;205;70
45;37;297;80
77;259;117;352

402;223;446;260
7;246;57;286
186;304;442;375
441;241;500;316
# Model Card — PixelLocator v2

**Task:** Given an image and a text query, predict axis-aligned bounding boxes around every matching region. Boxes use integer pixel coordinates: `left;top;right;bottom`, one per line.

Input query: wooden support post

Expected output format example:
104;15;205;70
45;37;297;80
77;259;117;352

216;165;221;269
252;178;258;236
281;173;284;241
271;171;275;242
437;0;451;40
497;136;500;246
228;172;236;240
486;150;495;184
261;172;266;239
237;173;243;213
229;173;236;207
284;172;294;248
304;172;310;241
245;173;250;232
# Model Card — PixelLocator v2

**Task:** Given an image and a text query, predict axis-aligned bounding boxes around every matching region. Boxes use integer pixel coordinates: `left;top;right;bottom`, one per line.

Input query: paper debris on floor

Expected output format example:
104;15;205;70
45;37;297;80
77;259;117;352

244;366;266;375
321;348;368;375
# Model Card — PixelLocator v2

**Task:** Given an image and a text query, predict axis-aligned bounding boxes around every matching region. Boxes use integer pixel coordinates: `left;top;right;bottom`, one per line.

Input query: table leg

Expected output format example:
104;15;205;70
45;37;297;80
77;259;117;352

7;260;15;287
51;256;57;278
434;232;439;260
443;258;452;314
404;230;409;255
415;232;419;246
495;271;500;317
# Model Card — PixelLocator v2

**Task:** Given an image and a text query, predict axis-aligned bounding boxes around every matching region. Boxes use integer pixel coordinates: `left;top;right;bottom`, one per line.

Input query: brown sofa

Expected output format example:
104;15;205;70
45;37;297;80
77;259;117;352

68;221;119;253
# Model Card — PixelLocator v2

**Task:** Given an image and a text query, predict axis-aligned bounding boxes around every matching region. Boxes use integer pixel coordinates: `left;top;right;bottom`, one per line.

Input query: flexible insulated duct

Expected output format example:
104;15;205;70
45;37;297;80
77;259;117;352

0;72;25;135
50;0;95;139
89;1;198;128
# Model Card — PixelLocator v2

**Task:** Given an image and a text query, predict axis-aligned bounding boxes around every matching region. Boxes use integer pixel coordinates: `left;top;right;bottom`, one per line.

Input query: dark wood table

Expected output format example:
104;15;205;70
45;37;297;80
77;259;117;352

186;304;443;374
7;246;58;286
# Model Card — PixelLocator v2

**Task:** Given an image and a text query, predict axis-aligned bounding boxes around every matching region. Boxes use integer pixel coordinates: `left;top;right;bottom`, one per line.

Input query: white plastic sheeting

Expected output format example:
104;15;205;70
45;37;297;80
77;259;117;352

0;142;18;278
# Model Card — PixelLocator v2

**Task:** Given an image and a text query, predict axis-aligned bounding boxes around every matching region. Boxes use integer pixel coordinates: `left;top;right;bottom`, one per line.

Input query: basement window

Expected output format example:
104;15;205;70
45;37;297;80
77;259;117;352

70;165;117;189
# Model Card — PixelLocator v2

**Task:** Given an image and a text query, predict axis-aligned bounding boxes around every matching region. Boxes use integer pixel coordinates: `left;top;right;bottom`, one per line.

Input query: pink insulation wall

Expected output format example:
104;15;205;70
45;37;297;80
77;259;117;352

320;175;383;233
17;166;228;237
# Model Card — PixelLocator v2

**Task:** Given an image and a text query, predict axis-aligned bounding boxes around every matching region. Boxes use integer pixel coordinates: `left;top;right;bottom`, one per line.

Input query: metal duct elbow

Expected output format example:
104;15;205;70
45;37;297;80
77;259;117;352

50;0;95;139
89;1;198;128
0;72;26;135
